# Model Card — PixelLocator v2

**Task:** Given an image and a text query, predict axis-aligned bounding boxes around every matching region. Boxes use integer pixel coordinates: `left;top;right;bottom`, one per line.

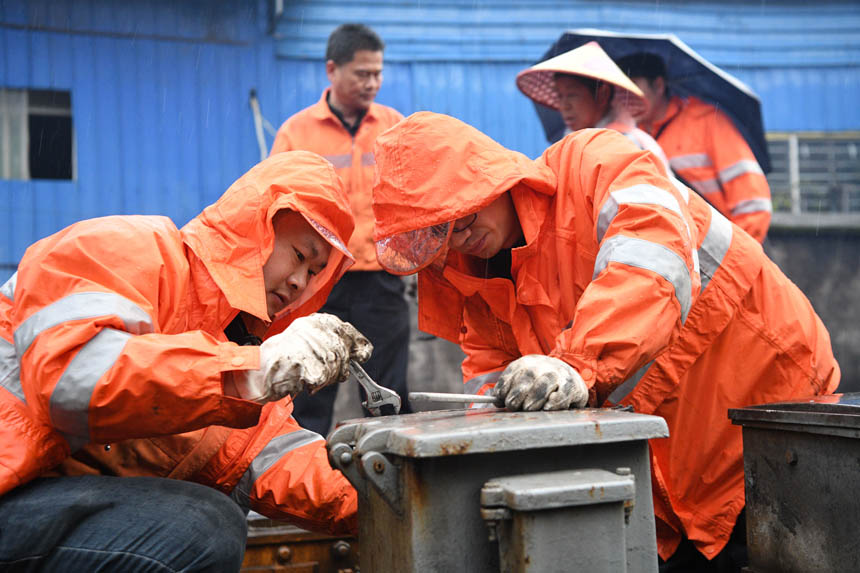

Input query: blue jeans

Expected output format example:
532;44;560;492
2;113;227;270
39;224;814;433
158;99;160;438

0;475;247;572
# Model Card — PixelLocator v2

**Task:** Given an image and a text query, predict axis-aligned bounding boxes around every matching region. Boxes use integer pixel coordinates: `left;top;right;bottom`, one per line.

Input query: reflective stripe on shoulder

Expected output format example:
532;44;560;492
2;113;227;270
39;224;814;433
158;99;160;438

593;235;692;323
669;153;711;171
719;159;764;185
608;360;654;404
463;370;502;395
0;337;24;402
322;153;352;169
230;429;324;510
50;328;133;449
1;272;17;301
14;292;153;356
597;184;686;244
698;206;733;291
731;198;773;216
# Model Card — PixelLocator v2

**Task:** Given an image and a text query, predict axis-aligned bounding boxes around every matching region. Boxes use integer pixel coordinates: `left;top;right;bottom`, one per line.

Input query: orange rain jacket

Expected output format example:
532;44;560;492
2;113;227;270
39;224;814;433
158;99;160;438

372;112;839;559
642;95;773;243
270;88;404;270
0;152;359;535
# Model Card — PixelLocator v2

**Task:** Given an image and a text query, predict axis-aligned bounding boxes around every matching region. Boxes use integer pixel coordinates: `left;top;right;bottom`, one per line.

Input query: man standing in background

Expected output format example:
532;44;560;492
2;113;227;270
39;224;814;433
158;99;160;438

618;53;773;243
270;23;411;434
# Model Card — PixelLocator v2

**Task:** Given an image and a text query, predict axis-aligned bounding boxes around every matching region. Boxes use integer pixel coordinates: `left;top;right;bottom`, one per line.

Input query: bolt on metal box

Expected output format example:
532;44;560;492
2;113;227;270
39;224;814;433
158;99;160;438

729;393;860;573
328;407;668;572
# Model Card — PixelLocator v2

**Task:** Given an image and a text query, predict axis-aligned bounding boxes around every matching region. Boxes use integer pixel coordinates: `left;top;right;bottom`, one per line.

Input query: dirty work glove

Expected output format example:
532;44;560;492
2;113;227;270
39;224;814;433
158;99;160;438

233;313;373;404
494;355;588;411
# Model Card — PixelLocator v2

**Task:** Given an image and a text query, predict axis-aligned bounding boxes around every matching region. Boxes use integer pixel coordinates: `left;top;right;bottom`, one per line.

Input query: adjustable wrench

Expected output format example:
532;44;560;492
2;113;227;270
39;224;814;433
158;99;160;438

349;360;401;416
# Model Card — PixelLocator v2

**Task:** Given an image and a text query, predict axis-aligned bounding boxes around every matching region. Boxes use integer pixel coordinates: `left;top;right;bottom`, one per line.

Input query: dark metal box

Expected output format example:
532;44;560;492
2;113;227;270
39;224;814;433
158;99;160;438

729;393;860;573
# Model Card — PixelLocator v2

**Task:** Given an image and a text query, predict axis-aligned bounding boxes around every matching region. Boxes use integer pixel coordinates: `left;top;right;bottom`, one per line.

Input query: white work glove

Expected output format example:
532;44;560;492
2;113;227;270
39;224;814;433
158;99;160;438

232;313;373;404
494;355;589;411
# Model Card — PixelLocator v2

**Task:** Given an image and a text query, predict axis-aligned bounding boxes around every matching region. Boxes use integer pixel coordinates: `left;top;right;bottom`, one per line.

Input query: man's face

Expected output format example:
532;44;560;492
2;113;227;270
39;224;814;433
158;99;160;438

448;192;523;259
630;76;664;124
327;49;384;116
262;210;331;319
553;75;608;132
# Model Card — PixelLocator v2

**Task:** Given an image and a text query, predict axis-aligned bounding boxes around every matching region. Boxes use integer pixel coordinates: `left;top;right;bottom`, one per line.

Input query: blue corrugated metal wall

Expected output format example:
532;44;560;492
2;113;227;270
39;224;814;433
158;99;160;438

1;0;859;276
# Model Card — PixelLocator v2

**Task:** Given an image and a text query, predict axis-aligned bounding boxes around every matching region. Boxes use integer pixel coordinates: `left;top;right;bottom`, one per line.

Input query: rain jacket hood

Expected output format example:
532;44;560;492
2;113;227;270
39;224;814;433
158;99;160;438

373;112;556;241
183;150;355;335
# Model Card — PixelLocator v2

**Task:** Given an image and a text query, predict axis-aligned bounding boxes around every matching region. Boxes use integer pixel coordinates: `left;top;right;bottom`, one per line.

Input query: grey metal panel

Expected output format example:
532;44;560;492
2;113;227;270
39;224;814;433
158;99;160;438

481;469;635;511
329;407;668;458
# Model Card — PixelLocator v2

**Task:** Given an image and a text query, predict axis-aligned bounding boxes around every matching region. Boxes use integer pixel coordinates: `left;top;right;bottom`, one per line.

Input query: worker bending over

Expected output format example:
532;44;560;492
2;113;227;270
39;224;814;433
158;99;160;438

371;112;839;570
0;152;367;570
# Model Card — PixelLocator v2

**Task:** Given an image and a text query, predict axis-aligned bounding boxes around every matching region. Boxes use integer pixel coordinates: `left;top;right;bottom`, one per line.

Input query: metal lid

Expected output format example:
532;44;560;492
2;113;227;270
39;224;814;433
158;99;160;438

729;393;860;430
328;407;668;458
481;469;635;511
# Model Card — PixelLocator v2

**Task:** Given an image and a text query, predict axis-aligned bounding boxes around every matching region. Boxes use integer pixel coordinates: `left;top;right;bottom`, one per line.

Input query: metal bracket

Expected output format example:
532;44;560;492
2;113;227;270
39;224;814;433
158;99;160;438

328;442;368;499
360;451;403;515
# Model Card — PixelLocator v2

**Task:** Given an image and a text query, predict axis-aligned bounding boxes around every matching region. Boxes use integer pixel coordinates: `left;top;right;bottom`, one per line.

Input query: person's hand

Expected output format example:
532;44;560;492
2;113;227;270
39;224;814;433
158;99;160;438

494;355;588;411
233;313;372;403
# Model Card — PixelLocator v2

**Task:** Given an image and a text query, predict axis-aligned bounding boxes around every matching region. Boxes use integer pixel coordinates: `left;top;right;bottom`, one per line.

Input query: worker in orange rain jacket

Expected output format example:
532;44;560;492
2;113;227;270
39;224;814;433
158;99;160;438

0;151;368;571
516;41;671;172
617;52;773;243
269;24;411;435
371;112;839;570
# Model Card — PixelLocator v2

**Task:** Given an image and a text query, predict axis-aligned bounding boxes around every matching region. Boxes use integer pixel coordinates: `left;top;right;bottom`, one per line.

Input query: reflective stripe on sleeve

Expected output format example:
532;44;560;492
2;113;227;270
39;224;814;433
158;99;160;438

669;153;711;171
50;328;133;450
690;178;722;196
230;429;324;510
719;159;764;184
593;235;692;323
0;337;24;402
731;198;773;216
14;292;153;356
1;272;17;300
608;360;654;404
322;154;352;169
698;206;733;291
596;184;686;244
463;370;502;395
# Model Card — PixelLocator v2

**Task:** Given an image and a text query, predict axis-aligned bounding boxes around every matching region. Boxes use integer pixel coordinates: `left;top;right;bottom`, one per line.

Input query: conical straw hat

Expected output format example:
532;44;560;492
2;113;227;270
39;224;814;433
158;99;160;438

517;41;645;111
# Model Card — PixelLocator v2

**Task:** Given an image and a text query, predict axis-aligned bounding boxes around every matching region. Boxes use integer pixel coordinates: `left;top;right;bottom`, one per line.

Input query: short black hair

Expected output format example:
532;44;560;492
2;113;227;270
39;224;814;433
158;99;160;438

326;23;385;65
616;53;667;81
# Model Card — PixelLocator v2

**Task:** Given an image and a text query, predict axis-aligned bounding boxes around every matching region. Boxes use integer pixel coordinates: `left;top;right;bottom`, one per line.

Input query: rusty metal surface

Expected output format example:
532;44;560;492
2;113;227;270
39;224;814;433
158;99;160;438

330;407;668;459
328;408;663;572
481;469;635;512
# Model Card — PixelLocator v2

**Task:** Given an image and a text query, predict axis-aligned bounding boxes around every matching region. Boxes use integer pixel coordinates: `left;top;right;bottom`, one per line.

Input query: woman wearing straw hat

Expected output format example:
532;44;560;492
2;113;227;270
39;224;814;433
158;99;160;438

517;41;670;171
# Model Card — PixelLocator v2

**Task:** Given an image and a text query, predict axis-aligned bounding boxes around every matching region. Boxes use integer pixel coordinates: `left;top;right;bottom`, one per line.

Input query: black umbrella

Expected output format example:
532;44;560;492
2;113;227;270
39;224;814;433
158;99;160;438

531;28;771;173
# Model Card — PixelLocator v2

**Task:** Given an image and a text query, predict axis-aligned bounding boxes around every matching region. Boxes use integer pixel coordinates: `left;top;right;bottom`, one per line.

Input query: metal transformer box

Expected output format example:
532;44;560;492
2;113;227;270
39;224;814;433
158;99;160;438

729;393;860;573
327;407;668;572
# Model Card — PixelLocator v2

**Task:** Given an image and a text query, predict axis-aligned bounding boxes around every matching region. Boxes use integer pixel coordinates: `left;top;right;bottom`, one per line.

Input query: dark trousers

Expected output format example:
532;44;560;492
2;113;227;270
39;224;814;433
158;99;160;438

291;271;411;435
0;475;247;572
659;510;748;572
